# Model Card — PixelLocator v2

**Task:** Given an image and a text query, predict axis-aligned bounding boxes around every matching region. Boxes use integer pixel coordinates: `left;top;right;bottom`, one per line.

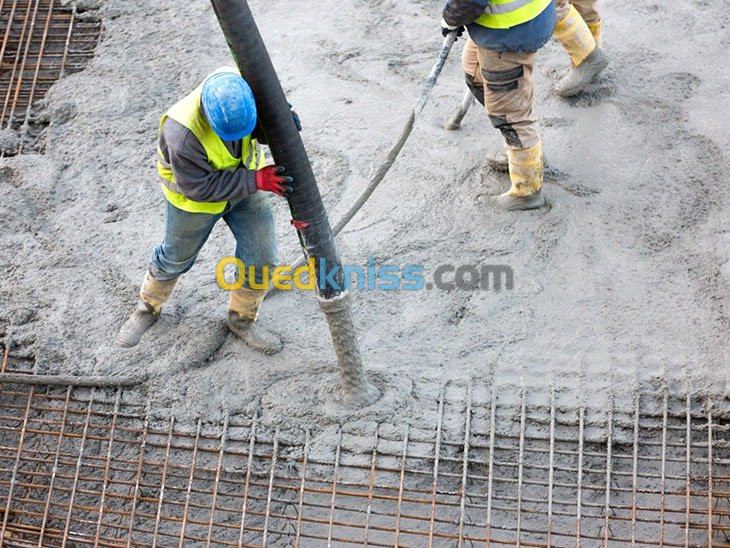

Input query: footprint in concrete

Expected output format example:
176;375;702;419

103;203;129;223
652;71;701;101
564;72;618;108
0;165;20;187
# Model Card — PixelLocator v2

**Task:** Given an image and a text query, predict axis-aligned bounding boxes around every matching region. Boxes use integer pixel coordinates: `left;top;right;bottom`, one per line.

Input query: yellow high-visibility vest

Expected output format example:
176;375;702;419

157;85;264;214
474;0;552;29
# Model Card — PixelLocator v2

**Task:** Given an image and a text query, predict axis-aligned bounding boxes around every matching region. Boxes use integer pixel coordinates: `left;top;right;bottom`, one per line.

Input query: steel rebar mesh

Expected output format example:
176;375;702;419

0;369;727;547
0;0;102;156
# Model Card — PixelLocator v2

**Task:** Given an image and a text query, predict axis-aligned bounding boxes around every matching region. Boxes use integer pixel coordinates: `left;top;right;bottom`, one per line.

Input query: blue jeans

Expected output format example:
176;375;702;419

149;193;277;288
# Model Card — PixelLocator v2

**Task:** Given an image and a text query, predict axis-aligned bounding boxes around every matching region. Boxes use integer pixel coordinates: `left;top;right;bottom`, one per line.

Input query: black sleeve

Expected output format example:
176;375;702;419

161;119;258;203
443;0;488;27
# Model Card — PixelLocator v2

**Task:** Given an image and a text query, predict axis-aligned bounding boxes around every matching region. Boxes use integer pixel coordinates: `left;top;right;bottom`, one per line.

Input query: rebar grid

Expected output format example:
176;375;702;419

0;0;102;156
0;376;727;547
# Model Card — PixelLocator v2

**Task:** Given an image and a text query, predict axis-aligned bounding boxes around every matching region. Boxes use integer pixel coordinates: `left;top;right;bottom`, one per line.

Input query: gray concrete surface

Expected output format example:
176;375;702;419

0;0;727;432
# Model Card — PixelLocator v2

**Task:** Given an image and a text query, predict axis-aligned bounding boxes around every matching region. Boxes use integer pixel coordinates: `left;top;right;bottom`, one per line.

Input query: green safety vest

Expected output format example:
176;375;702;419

474;0;552;29
157;85;264;215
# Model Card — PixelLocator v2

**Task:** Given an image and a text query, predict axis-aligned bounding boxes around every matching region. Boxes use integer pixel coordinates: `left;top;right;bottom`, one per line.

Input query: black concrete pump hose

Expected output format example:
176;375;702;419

210;0;379;406
210;0;341;298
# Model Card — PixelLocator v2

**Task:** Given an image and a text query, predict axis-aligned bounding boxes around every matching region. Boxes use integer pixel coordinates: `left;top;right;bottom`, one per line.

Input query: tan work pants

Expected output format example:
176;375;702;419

557;0;600;23
462;38;539;150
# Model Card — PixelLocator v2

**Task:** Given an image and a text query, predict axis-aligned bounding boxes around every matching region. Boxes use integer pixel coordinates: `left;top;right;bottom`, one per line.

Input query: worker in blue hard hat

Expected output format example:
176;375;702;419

118;67;298;354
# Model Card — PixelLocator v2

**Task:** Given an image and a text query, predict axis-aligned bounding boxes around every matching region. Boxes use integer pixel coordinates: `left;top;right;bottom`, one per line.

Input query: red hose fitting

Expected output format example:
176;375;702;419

290;219;310;230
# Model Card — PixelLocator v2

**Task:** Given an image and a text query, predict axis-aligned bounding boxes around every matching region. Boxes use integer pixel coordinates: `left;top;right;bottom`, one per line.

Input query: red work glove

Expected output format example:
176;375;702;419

255;165;294;197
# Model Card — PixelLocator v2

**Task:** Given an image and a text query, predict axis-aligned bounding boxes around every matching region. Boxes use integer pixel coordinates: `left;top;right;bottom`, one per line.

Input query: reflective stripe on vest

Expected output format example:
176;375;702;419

157;85;263;215
474;0;551;29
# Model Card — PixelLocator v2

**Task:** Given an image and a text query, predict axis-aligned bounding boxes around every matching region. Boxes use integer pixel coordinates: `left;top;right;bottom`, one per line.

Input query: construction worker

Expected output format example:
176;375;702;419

117;67;295;354
442;0;555;210
484;0;607;171
442;0;606;210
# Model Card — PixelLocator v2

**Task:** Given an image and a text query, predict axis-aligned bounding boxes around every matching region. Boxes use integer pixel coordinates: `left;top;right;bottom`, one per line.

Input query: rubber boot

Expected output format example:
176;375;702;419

587;19;602;47
117;272;177;348
554;6;608;97
487;147;552;174
497;142;545;211
227;287;283;355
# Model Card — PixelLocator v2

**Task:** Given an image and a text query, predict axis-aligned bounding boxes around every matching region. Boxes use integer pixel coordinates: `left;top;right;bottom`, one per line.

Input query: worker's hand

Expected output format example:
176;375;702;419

255;165;294;197
288;103;302;132
440;18;464;38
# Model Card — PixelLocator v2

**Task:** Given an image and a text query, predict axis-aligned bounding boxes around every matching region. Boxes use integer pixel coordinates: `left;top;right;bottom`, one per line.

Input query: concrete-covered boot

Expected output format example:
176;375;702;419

553;6;608;97
555;48;608;98
228;287;283;355
587;19;603;47
488;147;553;174
497;142;546;211
117;272;177;348
498;189;545;210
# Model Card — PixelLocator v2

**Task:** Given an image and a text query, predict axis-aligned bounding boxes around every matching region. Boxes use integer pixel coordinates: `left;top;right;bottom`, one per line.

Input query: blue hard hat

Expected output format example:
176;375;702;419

201;70;257;141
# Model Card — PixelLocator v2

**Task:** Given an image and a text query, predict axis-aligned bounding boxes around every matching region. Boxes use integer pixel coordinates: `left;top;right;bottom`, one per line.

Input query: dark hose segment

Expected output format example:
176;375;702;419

210;0;344;299
210;0;378;405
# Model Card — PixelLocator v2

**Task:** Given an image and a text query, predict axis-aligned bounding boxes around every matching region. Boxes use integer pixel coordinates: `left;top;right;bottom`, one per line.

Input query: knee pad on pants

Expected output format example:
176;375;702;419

487;115;523;148
481;66;528;148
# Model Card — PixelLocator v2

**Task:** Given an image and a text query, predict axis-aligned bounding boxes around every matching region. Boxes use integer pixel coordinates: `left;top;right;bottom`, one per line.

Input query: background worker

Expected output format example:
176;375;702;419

483;0;607;171
442;0;559;210
442;0;607;210
117;67;296;355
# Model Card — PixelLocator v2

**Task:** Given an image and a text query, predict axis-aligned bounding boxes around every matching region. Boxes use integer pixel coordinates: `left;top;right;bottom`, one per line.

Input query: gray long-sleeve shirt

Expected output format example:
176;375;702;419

158;118;260;203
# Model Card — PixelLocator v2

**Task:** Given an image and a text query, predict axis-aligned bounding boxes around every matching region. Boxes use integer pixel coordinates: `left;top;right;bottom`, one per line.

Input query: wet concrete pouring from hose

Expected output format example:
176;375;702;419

320;294;380;407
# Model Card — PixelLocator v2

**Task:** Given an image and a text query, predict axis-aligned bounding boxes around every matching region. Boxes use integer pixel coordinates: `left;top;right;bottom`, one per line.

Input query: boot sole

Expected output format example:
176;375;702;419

117;337;139;349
